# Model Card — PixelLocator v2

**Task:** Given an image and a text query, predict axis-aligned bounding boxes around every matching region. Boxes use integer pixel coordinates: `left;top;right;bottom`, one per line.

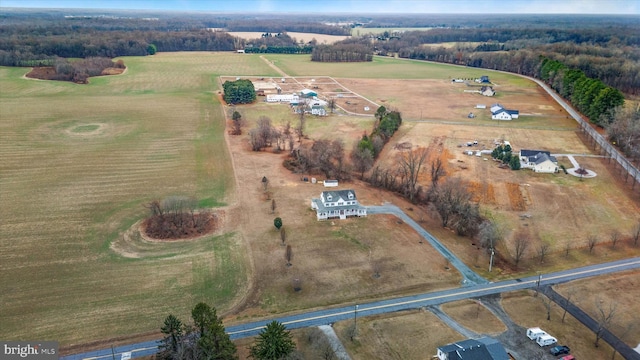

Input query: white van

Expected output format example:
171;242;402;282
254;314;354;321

526;327;547;340
536;334;557;347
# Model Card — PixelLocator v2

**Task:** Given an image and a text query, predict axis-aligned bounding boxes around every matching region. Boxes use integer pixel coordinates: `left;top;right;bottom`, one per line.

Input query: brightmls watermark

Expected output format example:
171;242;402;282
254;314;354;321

1;341;58;359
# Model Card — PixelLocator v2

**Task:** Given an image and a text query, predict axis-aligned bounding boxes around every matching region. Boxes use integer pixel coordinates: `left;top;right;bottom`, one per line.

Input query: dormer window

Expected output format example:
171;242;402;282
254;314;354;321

348;192;354;200
326;194;332;201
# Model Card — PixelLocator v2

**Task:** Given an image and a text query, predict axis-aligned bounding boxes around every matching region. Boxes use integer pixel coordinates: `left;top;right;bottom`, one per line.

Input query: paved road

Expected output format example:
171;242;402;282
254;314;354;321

60;257;640;360
367;204;488;286
541;286;640;360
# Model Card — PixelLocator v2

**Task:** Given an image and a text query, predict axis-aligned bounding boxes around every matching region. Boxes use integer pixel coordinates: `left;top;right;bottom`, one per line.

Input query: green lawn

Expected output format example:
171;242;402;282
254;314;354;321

263;54;524;83
0;52;276;346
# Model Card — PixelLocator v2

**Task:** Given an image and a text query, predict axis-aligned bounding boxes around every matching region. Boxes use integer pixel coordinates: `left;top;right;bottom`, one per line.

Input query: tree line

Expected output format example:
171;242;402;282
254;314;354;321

370;31;639;96
311;43;373;62
539;57;625;126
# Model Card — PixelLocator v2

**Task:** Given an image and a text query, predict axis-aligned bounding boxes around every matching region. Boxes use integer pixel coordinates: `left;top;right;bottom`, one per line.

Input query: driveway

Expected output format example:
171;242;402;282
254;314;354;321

367;203;488;286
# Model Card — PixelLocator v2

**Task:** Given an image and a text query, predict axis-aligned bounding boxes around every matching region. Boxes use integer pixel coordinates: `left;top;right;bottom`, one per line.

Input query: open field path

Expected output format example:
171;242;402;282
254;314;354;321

367;203;488;286
60;257;640;359
541;286;640;360
259;55;287;77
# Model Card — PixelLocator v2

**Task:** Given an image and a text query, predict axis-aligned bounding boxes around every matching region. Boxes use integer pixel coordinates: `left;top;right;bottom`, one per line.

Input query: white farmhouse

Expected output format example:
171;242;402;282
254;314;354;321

520;149;559;173
490;103;519;120
311;190;367;221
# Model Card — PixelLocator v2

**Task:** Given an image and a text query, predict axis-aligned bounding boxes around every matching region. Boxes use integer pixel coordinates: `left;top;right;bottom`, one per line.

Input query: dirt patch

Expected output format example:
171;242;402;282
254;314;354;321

505;182;527;211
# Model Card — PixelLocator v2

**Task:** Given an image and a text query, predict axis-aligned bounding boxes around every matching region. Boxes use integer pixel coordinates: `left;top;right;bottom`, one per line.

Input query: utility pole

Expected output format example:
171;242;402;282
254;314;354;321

354;304;359;335
489;248;495;272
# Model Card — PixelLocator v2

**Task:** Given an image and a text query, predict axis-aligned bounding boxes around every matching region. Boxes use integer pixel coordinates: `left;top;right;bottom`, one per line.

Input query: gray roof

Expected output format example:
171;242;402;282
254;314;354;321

520;149;550;158
531;153;557;165
438;337;509;360
312;190;363;213
323;190;357;201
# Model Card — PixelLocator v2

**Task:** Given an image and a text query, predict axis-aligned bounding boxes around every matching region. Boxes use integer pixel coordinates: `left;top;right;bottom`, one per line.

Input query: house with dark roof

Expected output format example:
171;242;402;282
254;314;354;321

519;149;559;173
475;75;491;84
490;103;519;120
310;190;366;220
436;337;510;360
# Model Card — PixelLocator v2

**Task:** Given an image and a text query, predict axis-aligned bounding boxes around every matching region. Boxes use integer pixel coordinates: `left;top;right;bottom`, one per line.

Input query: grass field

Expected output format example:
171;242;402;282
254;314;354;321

0;52;278;347
263;54;513;80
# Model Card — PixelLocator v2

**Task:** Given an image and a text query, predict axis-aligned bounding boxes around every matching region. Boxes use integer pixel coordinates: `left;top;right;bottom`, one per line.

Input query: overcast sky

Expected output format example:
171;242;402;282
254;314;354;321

2;0;639;14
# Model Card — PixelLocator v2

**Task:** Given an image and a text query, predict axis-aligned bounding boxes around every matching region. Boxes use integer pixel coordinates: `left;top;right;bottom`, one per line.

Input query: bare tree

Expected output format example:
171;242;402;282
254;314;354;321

588;234;599;254
328;98;336;114
562;289;576;323
257;116;275;147
371;135;385;156
513;231;530;268
396;147;428;202
285;245;293;266
308;139;348;180
537;242;550;263
282;121;294;151
350;146;374;179
478;221;501;250
564;240;572;258
633;222;640;247
280;227;286;246
249;127;265;151
430;158;445;188
271;199;276;214
295;109;306;142
594;299;617;347
610;230;621;249
431;177;478;233
541;295;554;321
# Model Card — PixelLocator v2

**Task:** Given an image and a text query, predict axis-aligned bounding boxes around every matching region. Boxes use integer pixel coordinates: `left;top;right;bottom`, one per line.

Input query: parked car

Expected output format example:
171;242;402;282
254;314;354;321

559;356;575;360
550;345;571;356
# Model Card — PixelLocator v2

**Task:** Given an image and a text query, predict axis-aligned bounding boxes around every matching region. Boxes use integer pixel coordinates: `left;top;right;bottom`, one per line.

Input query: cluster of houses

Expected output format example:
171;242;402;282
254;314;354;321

266;88;328;116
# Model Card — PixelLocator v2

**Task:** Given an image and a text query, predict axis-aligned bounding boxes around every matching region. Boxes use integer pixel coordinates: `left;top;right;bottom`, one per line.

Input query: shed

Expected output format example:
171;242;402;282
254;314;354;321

323;180;338;187
300;89;318;98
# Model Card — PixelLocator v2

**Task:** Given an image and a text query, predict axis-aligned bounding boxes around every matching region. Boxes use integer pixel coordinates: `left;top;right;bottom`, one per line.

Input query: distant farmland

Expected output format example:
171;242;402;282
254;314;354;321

0;52;278;346
228;31;349;44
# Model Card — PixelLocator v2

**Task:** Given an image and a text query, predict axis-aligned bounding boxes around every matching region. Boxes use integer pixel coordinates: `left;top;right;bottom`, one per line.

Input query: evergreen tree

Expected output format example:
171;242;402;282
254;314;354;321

249;321;296;360
509;154;521;170
193;303;237;360
159;314;184;358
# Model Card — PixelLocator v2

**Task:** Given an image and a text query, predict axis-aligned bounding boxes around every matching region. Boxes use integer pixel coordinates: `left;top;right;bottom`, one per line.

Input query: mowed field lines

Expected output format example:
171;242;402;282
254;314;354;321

0;53;277;346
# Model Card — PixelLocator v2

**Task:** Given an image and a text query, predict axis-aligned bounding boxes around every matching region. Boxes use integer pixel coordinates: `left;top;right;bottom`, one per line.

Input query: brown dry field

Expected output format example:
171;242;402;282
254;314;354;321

441;299;507;334
219;70;640;358
333;309;464;360
222;114;461;322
